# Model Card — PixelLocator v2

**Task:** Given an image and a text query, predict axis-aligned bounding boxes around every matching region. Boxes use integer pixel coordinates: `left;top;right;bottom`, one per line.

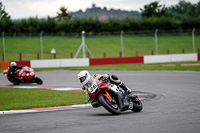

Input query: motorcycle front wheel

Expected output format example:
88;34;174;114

98;95;121;115
131;99;143;112
34;77;43;84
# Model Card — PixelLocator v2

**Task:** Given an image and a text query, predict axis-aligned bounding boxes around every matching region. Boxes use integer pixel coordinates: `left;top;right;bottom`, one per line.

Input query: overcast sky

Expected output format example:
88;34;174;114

1;0;199;19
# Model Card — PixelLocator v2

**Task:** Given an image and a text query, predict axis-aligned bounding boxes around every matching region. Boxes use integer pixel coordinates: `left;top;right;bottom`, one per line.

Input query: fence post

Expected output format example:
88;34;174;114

87;52;90;58
136;51;138;57
182;49;185;54
155;29;158;55
19;53;22;61
70;52;73;58
198;48;200;53
167;49;169;54
40;31;44;59
37;53;39;60
2;32;6;61
54;53;56;59
120;30;124;57
192;28;195;53
120;52;122;57
2;53;4;62
104;52;106;58
152;50;154;55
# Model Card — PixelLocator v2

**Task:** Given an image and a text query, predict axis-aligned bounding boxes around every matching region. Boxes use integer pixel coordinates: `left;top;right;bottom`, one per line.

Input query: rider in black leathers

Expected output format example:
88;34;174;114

8;62;23;85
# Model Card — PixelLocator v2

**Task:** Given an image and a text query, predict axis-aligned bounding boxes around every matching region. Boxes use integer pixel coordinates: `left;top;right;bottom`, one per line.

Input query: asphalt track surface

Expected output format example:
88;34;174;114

0;70;200;133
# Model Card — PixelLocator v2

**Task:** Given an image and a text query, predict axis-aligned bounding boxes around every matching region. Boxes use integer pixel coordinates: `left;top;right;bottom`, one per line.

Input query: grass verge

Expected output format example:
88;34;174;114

0;87;87;111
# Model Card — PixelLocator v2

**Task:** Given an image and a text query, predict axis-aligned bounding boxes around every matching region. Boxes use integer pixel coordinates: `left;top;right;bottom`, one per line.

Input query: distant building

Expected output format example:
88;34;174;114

92;4;96;8
72;4;141;20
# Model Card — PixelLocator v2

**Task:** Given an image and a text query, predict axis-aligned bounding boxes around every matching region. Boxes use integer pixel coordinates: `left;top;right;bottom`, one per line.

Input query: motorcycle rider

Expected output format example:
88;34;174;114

78;70;139;107
8;62;23;85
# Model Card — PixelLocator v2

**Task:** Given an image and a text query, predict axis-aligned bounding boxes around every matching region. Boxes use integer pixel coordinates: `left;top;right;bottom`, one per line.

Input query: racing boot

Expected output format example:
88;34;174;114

119;82;139;101
91;100;101;108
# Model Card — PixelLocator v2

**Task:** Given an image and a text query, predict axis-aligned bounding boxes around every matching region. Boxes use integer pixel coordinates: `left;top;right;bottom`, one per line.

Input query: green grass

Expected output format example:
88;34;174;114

0;87;87;111
0;35;199;61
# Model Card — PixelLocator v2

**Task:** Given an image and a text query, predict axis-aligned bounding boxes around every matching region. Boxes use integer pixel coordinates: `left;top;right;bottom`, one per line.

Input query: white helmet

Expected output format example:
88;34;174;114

10;62;17;67
78;70;91;86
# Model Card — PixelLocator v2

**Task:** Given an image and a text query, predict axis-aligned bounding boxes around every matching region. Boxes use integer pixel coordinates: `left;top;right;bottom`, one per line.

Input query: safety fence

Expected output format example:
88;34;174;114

1;29;200;62
1;53;200;69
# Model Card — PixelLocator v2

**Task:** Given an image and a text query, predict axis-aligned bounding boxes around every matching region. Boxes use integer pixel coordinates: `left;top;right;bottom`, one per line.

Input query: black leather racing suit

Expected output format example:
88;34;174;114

8;66;23;84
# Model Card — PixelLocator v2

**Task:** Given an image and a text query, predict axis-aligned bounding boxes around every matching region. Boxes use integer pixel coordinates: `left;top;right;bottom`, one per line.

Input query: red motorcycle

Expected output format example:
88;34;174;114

87;76;143;115
3;66;43;85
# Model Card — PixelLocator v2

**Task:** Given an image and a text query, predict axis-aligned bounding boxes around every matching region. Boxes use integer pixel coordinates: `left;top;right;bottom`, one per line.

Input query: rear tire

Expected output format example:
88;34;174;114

8;77;20;85
35;77;43;84
13;81;20;85
98;95;121;115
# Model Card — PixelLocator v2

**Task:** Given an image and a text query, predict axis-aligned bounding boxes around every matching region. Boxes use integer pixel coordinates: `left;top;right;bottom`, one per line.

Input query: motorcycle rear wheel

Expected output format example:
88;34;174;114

7;77;14;83
7;77;20;85
98;95;121;115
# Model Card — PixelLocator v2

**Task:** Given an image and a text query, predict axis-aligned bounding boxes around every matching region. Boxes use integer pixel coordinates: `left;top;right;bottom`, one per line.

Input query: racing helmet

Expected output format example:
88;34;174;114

78;70;91;86
10;62;17;67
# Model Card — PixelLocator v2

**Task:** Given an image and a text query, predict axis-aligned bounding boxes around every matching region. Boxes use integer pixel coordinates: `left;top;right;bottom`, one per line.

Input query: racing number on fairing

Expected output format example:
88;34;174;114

88;83;98;93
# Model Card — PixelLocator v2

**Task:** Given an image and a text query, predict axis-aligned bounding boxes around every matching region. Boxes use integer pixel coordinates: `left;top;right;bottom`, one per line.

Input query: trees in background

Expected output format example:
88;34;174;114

0;2;10;20
0;1;200;34
168;0;200;18
0;2;12;33
56;6;72;21
140;1;172;18
139;0;200;31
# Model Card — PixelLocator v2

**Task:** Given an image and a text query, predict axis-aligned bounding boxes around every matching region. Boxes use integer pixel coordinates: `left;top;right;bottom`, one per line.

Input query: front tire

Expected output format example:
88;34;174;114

35;77;43;84
131;100;143;112
98;95;121;115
